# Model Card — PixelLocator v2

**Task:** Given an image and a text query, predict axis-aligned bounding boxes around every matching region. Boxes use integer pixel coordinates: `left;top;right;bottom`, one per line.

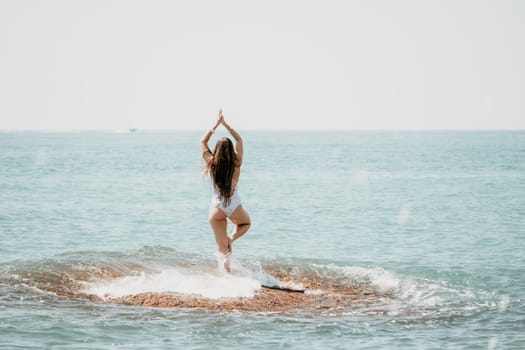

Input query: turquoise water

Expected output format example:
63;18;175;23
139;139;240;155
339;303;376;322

1;130;524;349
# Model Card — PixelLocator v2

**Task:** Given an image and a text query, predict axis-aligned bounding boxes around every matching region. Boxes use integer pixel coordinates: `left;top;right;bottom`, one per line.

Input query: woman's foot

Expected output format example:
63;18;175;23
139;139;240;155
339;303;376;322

224;257;231;273
217;249;232;273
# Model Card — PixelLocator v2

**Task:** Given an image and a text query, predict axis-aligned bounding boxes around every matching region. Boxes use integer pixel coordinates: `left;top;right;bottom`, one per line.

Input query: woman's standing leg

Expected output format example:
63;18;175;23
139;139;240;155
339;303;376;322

209;206;231;271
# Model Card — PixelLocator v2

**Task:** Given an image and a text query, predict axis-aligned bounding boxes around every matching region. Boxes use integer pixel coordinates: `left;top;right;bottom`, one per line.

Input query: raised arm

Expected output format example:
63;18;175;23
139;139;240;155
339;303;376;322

221;118;243;167
200;110;222;161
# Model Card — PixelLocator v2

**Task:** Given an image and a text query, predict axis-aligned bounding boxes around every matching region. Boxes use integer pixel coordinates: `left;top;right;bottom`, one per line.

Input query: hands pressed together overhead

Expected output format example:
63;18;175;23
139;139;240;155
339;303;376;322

212;109;233;133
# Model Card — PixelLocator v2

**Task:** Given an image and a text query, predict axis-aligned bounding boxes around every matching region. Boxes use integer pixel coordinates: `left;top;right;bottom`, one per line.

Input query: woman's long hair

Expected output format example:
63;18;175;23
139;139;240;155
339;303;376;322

204;137;236;206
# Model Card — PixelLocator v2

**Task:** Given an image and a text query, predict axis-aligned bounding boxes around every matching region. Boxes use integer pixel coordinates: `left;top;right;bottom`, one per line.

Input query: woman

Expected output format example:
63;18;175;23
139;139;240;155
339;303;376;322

200;109;251;271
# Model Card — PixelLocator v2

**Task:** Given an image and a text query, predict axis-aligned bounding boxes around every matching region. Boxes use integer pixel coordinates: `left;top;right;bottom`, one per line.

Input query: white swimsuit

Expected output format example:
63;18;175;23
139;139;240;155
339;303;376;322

211;185;242;217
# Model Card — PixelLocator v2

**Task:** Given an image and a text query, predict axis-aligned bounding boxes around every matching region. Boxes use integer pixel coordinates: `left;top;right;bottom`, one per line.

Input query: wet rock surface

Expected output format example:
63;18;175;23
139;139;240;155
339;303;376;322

97;271;382;312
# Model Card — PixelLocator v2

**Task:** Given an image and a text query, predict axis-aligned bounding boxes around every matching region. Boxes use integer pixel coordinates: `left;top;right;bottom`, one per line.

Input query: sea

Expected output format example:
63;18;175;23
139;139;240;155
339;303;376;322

0;130;524;349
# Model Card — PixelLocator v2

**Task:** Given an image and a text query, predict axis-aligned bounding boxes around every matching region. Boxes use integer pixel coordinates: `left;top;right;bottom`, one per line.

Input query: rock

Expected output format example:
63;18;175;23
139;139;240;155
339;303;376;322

100;276;380;313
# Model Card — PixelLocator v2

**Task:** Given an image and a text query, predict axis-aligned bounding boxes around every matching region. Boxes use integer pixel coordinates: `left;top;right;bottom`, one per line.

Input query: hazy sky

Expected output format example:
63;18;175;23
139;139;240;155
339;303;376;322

1;0;524;130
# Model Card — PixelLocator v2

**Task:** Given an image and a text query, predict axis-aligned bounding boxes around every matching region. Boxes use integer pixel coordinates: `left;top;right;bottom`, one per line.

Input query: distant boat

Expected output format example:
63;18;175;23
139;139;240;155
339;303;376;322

112;128;138;133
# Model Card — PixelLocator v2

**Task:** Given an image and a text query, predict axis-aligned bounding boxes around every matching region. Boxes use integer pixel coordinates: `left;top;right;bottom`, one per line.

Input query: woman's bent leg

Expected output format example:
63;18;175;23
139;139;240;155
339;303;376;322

229;205;251;242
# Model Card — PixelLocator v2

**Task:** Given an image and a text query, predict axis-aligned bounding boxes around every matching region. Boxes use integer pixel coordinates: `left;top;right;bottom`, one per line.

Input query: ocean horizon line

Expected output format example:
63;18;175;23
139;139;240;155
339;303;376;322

1;128;524;133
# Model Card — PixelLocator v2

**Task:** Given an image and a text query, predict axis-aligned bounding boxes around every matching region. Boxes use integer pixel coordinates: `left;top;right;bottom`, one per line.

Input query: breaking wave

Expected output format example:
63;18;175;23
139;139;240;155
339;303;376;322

0;246;501;316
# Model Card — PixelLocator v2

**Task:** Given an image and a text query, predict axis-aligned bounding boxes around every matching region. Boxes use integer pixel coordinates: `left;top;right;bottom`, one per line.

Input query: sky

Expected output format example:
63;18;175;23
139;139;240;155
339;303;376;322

0;0;524;130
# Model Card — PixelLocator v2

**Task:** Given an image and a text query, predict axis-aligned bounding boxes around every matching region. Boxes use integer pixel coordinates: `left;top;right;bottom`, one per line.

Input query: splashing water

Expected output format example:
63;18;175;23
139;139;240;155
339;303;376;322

0;249;502;318
85;268;261;299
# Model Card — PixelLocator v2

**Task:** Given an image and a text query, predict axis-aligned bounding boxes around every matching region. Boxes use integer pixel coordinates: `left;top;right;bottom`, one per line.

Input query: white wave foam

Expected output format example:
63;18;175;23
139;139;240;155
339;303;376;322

84;268;261;299
230;258;281;288
339;265;453;308
331;265;404;293
498;294;510;313
317;264;498;316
